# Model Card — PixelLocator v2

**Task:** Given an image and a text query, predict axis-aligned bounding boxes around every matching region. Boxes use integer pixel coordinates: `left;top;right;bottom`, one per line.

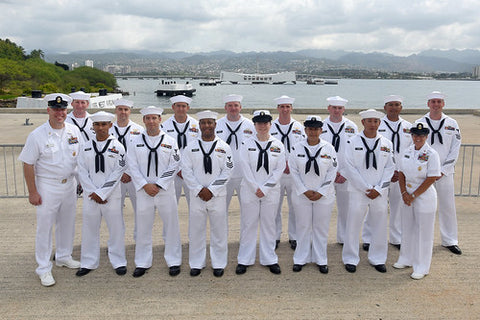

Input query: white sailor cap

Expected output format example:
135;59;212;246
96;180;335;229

274;95;295;105
223;94;243;104
304;115;323;128
45;93;72;108
170;95;192;105
114;98;134;108
359;109;384;119
196;110;218;120
140;106;164;116
252;109;272;123
90;111;115;123
69;91;91;101
326;96;348;107
384;95;403;104
427;91;445;100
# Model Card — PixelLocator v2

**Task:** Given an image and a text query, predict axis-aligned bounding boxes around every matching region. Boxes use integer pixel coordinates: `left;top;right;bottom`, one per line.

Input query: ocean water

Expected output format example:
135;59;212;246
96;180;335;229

116;78;480;110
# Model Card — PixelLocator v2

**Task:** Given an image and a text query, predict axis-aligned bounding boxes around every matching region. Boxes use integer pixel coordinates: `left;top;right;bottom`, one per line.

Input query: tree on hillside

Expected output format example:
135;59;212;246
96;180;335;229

28;49;45;60
0;38;26;60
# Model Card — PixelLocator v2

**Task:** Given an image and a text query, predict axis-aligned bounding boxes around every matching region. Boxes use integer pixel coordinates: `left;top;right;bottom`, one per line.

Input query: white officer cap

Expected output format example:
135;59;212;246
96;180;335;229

196;110;218;120
304;115;323;128
223;94;243;104
274;95;295;105
170;95;192;105
359;109;384;119
114;98;134;108
427;91;445;100
326;96;348;107
69;91;91;101
252;110;272;123
90;111;115;123
140;106;164;116
44;93;72;108
384;95;403;104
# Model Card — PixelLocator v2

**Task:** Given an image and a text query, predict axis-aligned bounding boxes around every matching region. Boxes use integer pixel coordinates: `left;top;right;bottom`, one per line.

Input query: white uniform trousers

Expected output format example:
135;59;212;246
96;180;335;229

334;181;350;244
134;188;182;268
80;196;126;269
174;175;190;205
120;181;137;240
188;194;228;269
292;194;334;266
362;182;402;245
434;174;458;246
396;188;437;275
342;191;389;266
35;177;77;276
237;188;280;266
225;177;242;209
274;174;296;241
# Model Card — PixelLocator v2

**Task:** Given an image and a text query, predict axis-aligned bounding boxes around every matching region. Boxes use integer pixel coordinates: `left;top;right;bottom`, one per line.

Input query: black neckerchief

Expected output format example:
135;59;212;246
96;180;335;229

198;140;218;174
327;123;344;152
142;133;164;177
384;120;401;153
255;140;273;174
425;117;445;145
92;139;112;173
114;125;131;151
275;122;294;152
172;120;190;149
71;117;90;141
360;136;380;169
225;121;243;150
304;145;323;175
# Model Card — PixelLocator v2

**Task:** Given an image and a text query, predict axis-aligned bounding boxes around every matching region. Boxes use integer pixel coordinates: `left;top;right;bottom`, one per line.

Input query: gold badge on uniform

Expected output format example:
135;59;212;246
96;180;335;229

407;183;412;188
73;151;76;156
418;166;422;171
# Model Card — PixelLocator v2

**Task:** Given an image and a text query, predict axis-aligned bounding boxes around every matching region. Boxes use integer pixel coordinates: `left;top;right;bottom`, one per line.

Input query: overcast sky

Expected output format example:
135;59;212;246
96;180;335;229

1;0;479;56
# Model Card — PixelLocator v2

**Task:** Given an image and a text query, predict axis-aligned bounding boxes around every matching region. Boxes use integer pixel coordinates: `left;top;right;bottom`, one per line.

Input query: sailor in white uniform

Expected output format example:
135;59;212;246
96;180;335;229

270;95;305;250
236;110;286;275
161;95;200;204
215;94;255;209
288;116;337;274
19;93;81;287
128;106;182;278
362;95;412;250
76;111;127;277
393;122;441;280
66;91;95;143
321;96;358;245
342;109;395;273
182;111;234;277
109;98;144;239
416;91;462;255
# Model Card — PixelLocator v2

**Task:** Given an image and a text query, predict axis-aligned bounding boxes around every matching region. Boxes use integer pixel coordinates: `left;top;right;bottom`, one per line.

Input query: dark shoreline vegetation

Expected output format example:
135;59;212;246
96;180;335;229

0;38;117;101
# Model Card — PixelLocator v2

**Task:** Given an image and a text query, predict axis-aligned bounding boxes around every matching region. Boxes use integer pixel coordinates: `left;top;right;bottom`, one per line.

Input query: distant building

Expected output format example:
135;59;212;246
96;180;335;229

71;62;79;70
104;64;131;74
473;66;480;79
85;60;94;68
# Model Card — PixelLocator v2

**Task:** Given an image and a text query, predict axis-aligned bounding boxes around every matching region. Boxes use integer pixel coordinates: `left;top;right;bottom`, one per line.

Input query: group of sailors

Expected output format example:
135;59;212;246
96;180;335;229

19;90;462;287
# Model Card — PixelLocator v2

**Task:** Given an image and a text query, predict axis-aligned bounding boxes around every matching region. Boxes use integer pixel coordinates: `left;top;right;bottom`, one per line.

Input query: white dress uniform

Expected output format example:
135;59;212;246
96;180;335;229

110;120;144;238
182;137;234;269
66;112;96;143
161;115;200;203
237;136;286;266
215;115;255;207
18;121;81;276
363;116;412;246
416;112;461;246
77;135;127;270
270;118;305;242
289;139;337;266
321;116;358;244
342;132;395;266
128;131;182;269
396;143;441;276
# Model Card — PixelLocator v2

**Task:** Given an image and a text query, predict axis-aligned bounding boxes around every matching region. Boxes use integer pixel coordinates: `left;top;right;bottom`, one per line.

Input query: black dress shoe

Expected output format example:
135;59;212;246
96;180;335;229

76;268;92;277
275;240;280;250
169;265;181;276
391;243;401;250
362;243;370;251
213;268;224;277
190;268;201;277
289;240;297;250
235;264;247;275
115;266;127;276
292;264;303;272
374;264;387;273
268;263;281;274
133;267;148;278
345;264;356;273
444;245;462;255
318;265;329;274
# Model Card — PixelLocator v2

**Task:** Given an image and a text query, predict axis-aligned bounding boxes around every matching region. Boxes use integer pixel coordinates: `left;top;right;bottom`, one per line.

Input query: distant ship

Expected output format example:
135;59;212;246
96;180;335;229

155;80;196;97
220;71;296;84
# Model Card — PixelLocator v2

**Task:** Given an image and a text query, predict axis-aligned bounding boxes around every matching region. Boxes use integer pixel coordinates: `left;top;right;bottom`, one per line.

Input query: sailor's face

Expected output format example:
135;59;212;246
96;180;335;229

362;118;381;132
47;107;67;125
71;99;89;113
143;114;161;130
199;118;216;139
384;101;402;118
172;102;190;116
254;121;271;135
93;121;113;140
277;104;292;117
428;99;444;112
328;105;345;118
305;126;322;140
411;133;428;150
115;106;131;122
224;101;241;117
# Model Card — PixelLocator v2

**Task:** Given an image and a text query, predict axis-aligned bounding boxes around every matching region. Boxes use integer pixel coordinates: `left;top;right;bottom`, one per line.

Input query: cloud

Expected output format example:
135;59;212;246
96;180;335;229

1;0;479;55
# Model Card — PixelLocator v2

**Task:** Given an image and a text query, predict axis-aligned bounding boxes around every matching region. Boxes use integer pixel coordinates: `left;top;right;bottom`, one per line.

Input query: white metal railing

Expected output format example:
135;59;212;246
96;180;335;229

1;144;479;198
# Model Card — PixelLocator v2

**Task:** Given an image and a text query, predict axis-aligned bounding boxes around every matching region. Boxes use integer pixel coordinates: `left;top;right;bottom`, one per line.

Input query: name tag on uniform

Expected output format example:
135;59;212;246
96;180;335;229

355;147;363;150
248;148;256;151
